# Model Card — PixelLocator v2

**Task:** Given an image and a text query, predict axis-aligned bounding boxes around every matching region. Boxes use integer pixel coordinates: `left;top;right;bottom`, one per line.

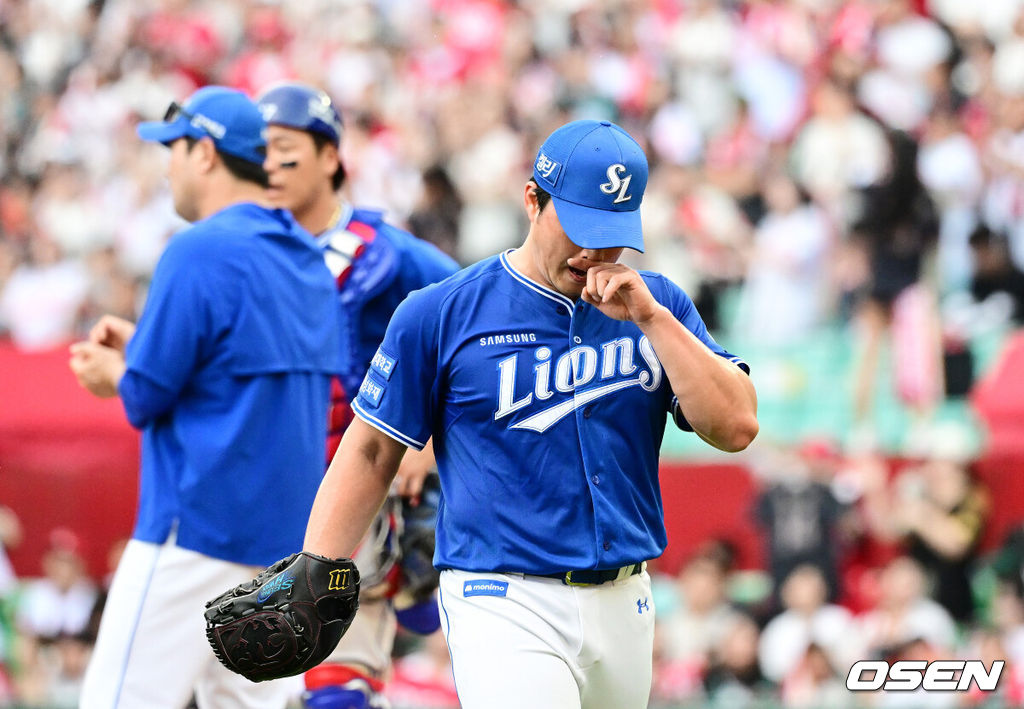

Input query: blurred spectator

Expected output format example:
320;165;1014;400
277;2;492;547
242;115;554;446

854;556;957;657
980;91;1024;273
701;100;769;224
757;565;856;687
917;102;984;295
788;77;889;221
968;223;1024;326
860;451;988;622
15;529;97;644
849;130;942;447
777;643;852;709
960;628;1024;708
735;170;835;344
407;165;463;260
702;613;772;708
857;0;954;132
753;440;853;604
0;237;89;351
29;632;91;709
653;551;743;704
13;529;97;706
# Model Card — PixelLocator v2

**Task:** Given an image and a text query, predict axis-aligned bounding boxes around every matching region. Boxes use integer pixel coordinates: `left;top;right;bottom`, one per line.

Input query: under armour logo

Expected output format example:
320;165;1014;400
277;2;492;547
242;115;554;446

600;164;632;204
637;598;649;614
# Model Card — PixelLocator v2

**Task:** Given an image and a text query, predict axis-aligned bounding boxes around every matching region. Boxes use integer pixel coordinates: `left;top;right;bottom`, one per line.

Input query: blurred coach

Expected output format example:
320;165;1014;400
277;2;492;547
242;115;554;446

69;86;340;708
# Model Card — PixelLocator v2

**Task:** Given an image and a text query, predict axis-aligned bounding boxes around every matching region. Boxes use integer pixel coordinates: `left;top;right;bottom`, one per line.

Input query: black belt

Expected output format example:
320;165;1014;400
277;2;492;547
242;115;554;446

535;563;644;586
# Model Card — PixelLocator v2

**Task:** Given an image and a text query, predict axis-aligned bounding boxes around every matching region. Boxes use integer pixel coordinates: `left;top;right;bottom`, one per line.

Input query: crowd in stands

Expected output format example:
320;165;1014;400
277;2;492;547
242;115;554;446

3;0;1024;706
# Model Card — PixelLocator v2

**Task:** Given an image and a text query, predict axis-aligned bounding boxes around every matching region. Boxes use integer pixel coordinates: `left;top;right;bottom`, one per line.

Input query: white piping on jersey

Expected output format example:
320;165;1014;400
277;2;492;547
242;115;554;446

499;250;574;315
510;378;643;433
352;399;427;451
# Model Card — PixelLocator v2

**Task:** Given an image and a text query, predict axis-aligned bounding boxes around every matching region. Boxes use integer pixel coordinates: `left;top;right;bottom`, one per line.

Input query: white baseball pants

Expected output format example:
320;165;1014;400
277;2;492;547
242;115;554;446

438;568;655;709
80;538;302;708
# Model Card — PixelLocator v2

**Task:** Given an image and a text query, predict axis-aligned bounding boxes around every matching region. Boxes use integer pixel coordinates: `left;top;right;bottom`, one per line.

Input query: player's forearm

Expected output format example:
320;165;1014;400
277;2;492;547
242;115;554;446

304;418;405;558
638;306;758;452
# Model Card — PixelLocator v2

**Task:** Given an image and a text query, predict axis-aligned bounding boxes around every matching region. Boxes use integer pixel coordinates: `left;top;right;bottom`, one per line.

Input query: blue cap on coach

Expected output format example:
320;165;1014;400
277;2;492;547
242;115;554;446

533;119;648;253
255;82;343;147
137;86;266;165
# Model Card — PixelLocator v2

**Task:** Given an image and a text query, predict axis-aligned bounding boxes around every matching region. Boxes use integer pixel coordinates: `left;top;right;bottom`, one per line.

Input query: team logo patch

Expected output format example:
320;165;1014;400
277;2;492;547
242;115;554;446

358;374;386;408
369;348;397;380
599;164;632;204
256;573;294;603
308;95;342;136
535;152;560;185
463;580;509;597
258;103;278;121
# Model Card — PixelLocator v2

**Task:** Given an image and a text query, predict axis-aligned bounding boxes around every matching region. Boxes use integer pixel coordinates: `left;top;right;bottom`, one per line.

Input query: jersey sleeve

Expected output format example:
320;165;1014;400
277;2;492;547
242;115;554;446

649;273;750;432
118;369;180;429
123;233;231;403
392;224;460;291
350;287;441;450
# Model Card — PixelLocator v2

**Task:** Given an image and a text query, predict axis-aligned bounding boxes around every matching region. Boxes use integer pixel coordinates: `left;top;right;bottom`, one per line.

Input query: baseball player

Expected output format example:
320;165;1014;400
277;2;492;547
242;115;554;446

69;86;341;708
299;119;759;709
255;82;459;709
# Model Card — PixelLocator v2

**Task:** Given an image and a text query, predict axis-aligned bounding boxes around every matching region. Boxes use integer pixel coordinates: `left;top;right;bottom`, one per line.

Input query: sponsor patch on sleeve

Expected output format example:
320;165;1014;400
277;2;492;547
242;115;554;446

463;579;509;598
358;373;386;408
369;348;397;381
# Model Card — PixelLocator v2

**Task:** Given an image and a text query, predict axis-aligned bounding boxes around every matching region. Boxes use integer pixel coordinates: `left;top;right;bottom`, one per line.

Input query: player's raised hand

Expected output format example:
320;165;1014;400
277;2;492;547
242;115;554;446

573;259;659;324
89;315;136;354
69;341;126;398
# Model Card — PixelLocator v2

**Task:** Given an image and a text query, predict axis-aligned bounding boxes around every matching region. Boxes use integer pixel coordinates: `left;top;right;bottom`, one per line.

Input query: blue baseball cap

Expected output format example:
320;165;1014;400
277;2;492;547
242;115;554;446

137;86;266;165
533;120;648;253
256;82;344;147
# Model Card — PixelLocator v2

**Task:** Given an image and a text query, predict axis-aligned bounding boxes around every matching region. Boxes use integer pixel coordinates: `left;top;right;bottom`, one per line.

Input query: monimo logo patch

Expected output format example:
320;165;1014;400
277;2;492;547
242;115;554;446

463;580;509;598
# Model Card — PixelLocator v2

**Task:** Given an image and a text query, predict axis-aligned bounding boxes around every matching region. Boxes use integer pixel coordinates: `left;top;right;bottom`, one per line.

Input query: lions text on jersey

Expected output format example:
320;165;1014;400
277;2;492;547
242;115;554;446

353;250;747;575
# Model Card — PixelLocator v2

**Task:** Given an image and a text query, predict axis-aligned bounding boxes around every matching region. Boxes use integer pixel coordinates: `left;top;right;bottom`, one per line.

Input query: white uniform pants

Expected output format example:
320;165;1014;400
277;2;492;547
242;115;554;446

438;568;655;709
80;539;302;709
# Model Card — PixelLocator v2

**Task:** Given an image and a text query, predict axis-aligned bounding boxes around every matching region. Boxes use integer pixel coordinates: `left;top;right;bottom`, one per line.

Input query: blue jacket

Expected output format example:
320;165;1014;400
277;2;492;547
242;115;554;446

120;203;341;566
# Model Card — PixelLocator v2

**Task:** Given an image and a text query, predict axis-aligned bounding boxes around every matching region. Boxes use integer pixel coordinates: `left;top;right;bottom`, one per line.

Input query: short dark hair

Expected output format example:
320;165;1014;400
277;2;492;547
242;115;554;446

311;133;346;191
528;178;551;212
184;137;269;188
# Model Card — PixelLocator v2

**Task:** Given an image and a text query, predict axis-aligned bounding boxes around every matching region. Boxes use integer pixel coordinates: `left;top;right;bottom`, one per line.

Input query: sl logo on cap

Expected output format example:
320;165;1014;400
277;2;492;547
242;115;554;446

600;164;633;204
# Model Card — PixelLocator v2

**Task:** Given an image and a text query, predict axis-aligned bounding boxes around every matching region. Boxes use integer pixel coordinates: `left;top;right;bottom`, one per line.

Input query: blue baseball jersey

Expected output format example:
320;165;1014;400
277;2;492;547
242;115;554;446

320;205;460;400
352;251;748;574
120;203;341;566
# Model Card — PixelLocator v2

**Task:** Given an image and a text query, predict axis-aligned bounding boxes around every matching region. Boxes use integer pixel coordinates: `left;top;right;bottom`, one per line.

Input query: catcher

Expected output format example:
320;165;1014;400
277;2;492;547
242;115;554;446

206;83;457;709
